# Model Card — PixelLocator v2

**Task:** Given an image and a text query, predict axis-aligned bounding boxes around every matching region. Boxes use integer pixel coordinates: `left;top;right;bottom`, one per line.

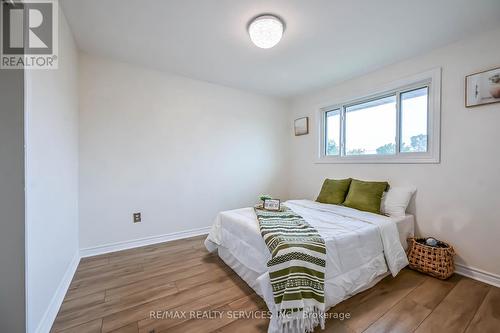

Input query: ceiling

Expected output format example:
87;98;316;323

61;0;500;97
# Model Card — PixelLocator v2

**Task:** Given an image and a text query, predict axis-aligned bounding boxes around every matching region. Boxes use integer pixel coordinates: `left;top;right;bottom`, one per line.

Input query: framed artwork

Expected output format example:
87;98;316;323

294;117;309;136
465;66;500;107
263;199;281;211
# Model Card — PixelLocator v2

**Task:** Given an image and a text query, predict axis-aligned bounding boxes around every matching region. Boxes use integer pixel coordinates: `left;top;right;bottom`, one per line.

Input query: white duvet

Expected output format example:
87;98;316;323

205;200;410;332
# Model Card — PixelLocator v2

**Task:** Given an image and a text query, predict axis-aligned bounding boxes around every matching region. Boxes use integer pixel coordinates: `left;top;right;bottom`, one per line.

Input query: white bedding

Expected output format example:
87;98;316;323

205;200;412;332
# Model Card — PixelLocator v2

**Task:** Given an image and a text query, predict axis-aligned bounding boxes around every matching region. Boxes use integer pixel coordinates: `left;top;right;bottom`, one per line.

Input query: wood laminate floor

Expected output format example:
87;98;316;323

51;236;500;333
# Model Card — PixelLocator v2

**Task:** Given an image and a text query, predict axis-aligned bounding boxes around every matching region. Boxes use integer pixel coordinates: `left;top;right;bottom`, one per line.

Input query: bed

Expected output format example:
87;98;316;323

205;199;412;332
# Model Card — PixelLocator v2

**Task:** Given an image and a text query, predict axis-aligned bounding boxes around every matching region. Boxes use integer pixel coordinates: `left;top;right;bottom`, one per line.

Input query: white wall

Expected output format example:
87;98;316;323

288;28;500;276
78;54;289;249
25;5;80;332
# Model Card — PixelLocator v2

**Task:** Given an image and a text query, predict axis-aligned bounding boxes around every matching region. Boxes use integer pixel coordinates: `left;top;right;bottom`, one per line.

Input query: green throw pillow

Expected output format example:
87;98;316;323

343;179;389;214
316;178;352;205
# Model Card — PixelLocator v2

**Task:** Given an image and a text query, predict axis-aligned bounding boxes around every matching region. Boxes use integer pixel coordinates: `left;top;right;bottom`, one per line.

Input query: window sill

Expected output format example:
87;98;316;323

315;154;440;164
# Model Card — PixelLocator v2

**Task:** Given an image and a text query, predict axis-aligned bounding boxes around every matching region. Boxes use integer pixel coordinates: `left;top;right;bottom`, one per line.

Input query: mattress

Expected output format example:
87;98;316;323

205;199;413;332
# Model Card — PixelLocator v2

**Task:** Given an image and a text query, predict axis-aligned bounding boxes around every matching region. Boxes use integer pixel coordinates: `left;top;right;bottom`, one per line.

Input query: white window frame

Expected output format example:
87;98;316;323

317;68;441;164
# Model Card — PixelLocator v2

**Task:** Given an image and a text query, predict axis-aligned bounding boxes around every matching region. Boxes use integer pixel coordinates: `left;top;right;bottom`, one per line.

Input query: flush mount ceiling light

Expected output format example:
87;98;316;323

248;15;284;49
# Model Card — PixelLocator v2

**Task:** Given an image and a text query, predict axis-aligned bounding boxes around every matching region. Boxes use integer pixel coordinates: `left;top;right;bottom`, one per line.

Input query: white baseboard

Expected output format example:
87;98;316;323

79;226;211;258
455;263;500;288
35;252;80;333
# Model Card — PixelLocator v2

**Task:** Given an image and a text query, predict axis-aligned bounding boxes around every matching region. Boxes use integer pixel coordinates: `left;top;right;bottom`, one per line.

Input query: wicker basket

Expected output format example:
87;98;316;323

406;237;455;279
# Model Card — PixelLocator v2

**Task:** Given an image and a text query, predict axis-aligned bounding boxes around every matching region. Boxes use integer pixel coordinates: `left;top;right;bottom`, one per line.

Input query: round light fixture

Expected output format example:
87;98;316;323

248;15;284;49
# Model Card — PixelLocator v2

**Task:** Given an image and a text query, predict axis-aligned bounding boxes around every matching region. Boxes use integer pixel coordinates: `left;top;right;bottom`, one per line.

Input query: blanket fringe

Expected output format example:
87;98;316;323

277;307;325;333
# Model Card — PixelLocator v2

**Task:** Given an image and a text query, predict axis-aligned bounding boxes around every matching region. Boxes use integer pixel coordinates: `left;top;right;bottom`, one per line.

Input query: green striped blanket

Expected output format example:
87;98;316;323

255;207;326;332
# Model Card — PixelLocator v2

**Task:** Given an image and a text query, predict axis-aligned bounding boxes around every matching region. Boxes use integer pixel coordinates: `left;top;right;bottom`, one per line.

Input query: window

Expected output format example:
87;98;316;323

318;68;440;163
400;87;428;153
344;95;397;156
325;109;340;156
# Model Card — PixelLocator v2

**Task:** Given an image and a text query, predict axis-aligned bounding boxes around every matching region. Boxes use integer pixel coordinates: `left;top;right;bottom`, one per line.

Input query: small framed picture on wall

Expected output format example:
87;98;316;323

465;66;500;107
263;199;281;211
294;117;309;136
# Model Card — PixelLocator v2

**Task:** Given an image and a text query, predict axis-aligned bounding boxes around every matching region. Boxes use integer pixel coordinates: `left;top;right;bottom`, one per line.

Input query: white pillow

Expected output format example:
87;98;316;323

380;187;416;218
